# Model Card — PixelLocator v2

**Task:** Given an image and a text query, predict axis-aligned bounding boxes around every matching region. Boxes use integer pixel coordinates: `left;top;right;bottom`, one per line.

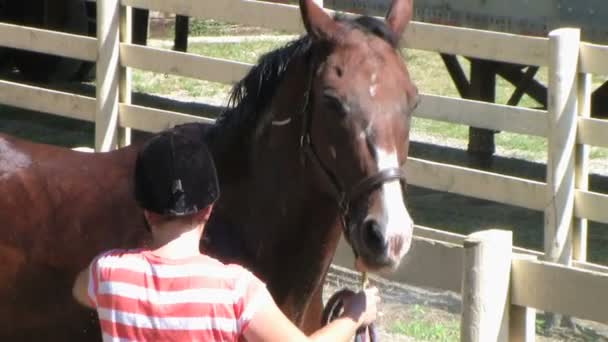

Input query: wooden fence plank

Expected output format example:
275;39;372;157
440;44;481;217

579;42;608;75
120;43;251;84
405;22;550;67
577;117;608;149
572;260;608;274
0;22;96;62
119;103;214;133
417;94;548;137
574;189;608;225
406;158;547;211
332;235;463;293
415;225;543;257
511;258;608;324
414;225;466;245
0;80;95;121
122;0;305;34
121;0;549;66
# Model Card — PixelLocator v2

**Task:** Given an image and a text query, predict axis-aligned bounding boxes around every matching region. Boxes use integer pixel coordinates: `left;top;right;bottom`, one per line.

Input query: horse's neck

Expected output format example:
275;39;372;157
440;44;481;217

238;124;344;320
211;64;345;318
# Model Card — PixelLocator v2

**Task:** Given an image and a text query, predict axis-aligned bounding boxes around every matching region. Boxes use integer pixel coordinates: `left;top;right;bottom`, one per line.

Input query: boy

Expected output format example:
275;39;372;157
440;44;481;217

73;129;380;341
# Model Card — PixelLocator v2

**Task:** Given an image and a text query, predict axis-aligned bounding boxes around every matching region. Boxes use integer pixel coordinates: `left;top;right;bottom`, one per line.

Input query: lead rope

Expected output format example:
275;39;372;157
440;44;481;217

322;271;377;342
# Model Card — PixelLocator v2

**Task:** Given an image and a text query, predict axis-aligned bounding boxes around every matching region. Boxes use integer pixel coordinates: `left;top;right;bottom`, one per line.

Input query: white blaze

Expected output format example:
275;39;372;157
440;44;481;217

0;137;31;180
369;73;378;97
376;148;412;258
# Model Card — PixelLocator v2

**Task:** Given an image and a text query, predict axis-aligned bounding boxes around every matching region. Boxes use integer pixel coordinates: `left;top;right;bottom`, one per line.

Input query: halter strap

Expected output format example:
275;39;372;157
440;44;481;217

297;57;407;262
298;63;407;227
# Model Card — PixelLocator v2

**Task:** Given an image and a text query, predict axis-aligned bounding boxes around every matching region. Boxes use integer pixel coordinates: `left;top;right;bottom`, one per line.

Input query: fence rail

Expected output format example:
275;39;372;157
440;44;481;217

2;0;608;340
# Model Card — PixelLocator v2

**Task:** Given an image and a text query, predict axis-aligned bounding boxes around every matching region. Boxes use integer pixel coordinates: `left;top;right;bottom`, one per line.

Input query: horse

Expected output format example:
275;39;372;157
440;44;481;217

0;0;418;339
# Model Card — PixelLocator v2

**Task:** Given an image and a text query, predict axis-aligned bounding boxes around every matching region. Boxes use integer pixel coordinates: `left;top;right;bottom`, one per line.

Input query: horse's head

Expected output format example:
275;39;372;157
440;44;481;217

300;0;418;272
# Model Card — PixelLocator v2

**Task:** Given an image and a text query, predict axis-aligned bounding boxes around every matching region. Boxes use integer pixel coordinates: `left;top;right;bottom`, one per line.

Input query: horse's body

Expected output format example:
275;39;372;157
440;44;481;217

0;136;145;339
0;1;418;340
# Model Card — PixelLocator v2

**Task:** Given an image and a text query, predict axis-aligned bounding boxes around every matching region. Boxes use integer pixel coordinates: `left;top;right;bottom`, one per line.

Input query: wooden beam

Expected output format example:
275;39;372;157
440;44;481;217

120;43;251;85
0;22;96;62
332;236;463;293
579;42;608;75
417;94;548;137
574;189;608;225
511;258;608;324
0;80;95;121
440;54;469;98
121;0;549;67
119;103;214;133
406;157;547;211
577;117;608;148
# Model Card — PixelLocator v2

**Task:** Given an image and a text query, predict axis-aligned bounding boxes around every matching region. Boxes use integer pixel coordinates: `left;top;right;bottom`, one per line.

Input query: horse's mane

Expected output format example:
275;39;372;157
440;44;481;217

205;14;398;180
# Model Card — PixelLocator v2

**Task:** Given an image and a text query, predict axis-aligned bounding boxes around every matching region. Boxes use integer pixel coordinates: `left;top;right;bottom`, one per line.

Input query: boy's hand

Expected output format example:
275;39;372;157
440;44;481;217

341;286;381;326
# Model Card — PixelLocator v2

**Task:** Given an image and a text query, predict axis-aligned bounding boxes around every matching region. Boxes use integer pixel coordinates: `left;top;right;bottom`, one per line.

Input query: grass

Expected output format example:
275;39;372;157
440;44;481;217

390;305;459;342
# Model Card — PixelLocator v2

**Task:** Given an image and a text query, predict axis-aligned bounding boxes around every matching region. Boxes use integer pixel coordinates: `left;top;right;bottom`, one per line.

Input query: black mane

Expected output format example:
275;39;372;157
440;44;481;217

206;14;397;180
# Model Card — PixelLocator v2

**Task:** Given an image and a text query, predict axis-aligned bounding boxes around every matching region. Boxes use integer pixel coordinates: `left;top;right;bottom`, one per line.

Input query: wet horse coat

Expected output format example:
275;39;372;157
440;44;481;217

0;0;418;339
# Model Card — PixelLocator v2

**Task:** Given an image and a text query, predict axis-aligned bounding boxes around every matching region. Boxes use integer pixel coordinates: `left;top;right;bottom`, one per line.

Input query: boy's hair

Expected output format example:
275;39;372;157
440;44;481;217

134;129;220;217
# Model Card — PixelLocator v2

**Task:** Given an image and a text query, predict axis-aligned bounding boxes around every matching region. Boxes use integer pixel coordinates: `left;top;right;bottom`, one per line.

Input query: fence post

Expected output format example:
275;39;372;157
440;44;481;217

461;229;512;342
119;4;132;147
544;27;579;265
573;72;591;261
96;0;120;151
544;27;580;329
509;254;537;342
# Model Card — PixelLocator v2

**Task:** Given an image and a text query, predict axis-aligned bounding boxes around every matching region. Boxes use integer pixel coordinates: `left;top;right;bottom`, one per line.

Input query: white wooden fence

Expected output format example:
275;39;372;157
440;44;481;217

2;0;608;340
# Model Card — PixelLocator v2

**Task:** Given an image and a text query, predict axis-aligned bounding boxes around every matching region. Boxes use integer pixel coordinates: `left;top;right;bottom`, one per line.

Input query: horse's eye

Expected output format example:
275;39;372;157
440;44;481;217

322;92;347;115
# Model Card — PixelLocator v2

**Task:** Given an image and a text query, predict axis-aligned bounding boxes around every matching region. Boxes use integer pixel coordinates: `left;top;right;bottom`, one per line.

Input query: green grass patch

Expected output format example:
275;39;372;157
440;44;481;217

188;19;242;37
390;305;459;342
132;70;231;101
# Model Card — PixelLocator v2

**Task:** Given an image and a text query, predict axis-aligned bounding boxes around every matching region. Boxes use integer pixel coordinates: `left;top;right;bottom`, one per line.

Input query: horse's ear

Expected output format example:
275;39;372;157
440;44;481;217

300;0;339;41
385;0;413;38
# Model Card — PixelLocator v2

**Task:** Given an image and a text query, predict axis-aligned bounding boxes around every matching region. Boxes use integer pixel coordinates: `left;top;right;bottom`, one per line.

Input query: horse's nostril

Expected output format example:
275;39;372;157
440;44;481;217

363;219;386;253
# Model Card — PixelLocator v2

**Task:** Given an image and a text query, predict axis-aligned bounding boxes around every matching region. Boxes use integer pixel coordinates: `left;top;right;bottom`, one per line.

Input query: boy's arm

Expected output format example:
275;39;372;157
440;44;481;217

72;266;95;309
243;287;379;342
243;302;361;342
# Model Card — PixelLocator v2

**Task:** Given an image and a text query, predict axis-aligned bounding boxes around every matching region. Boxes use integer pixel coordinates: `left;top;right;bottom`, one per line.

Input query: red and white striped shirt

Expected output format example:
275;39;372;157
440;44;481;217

87;249;272;341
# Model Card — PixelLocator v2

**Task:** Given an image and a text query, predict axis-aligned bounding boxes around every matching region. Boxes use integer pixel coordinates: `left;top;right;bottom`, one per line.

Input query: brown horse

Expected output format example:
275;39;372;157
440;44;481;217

0;0;418;340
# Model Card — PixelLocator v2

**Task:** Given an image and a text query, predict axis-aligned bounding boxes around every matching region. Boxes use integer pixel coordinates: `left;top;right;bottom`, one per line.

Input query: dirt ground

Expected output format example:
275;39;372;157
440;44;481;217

324;265;459;341
324;265;608;341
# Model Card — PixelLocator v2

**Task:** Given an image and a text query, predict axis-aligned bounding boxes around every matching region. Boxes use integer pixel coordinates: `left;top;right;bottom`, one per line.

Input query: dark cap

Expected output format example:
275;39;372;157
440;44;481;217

134;129;219;216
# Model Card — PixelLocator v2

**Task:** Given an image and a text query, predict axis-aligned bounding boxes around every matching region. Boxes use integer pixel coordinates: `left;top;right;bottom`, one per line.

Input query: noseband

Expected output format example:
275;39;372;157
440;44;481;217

298;65;407;241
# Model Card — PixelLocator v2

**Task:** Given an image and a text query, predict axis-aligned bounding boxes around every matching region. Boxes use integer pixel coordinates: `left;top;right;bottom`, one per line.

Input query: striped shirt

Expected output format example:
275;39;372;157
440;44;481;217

87;249;272;342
